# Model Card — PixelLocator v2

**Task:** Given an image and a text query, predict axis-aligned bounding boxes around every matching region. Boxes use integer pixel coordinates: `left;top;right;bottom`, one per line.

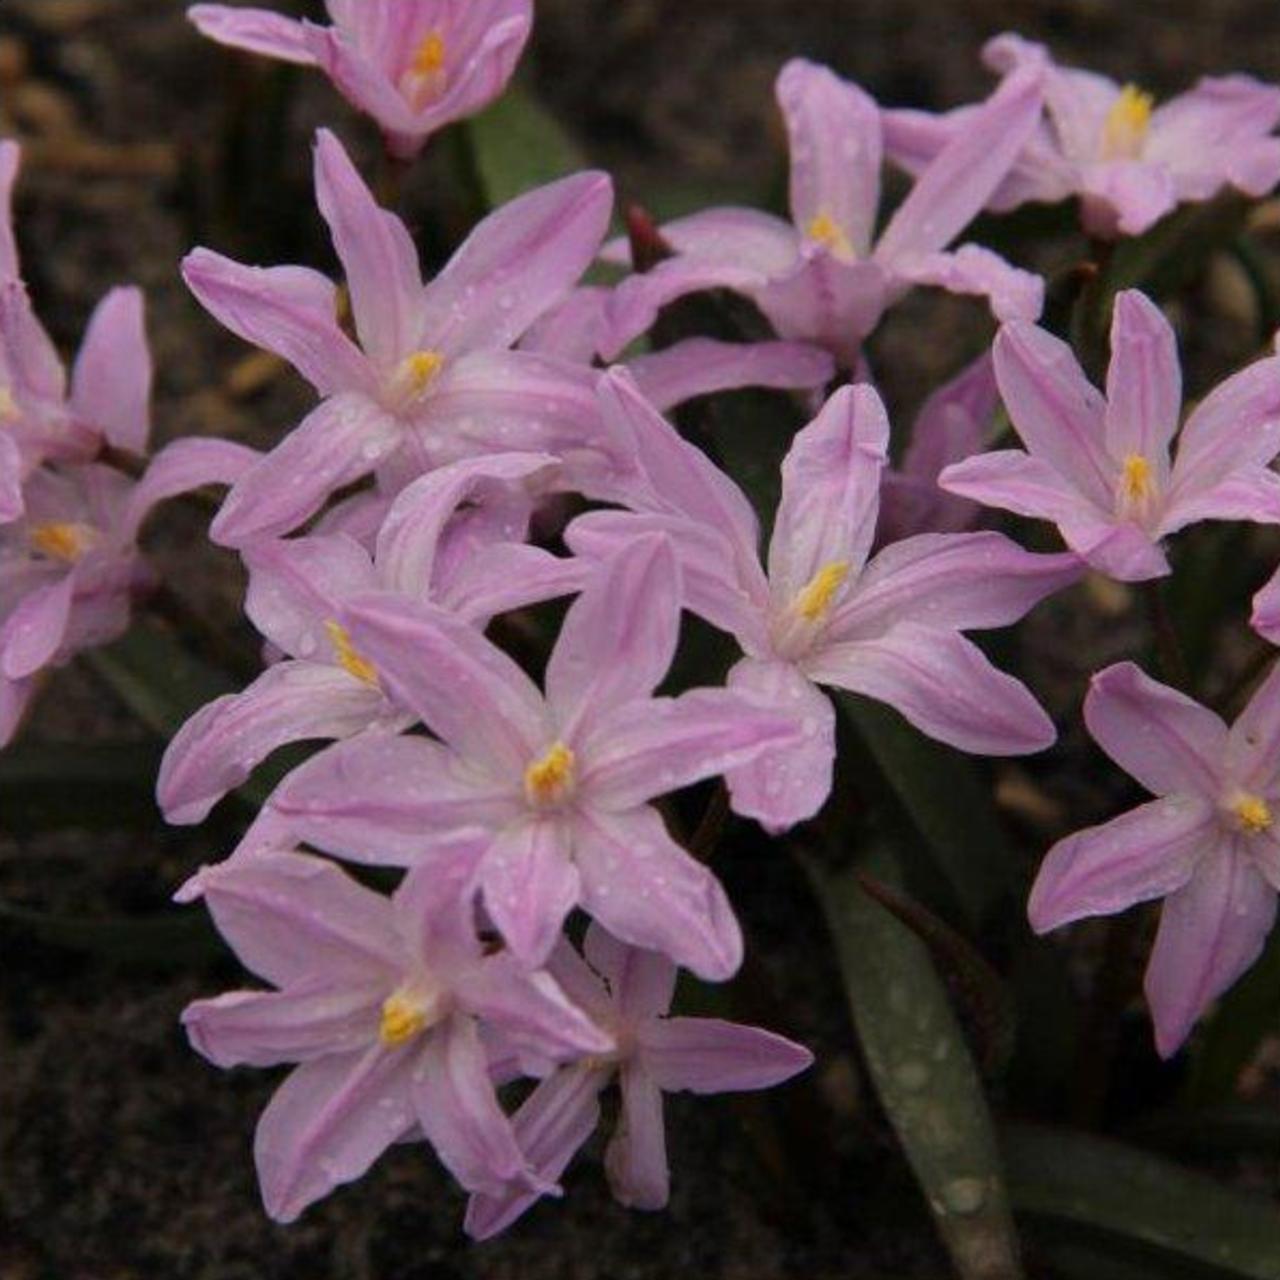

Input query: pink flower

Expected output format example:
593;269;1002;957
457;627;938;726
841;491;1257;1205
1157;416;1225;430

1;439;256;746
940;290;1280;582
877;351;997;544
1029;661;1280;1057
184;129;619;546
884;33;1280;239
465;924;813;1238
188;1;532;159
265;534;800;979
158;452;581;824
181;847;612;1222
600;59;1045;367
567;370;1077;831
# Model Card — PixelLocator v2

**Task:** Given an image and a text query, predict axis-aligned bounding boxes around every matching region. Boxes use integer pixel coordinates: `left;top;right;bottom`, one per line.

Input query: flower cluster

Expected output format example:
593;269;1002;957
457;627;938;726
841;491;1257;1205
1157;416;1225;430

11;0;1280;1245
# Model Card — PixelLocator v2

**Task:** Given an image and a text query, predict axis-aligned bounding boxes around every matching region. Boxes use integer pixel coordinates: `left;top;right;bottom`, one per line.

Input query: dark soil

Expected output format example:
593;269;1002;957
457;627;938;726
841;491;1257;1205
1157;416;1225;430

5;2;1280;1277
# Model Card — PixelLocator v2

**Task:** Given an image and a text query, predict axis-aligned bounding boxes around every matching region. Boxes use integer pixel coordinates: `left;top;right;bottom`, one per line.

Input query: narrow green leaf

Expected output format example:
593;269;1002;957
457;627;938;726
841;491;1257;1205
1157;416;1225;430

807;852;1024;1280
466;86;586;207
839;695;1016;930
0;742;163;831
1003;1124;1280;1279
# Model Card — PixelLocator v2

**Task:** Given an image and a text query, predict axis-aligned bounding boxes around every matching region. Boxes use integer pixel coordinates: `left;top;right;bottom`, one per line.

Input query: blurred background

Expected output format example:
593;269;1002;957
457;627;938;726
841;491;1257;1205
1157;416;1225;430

3;2;1280;1277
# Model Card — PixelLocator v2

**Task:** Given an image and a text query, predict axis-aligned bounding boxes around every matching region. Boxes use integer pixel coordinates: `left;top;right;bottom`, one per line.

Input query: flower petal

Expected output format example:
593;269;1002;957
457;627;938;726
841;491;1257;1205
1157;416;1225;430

188;4;317;64
806;622;1056;755
69;287;152;454
889;243;1044;324
605;1066;669;1210
181;248;369;396
1225;659;1280;794
158;661;392;825
0;140;19;278
724;658;836;833
0;280;64;403
0;572;73;679
440;542;587;629
1159;466;1280;538
1028;794;1215;933
1081;161;1177;239
122;437;259;541
481;817;580;968
637;1017;814;1093
1146;851;1276;1058
255;1046;415;1222
1085;662;1227;797
1103;290;1181;473
574;805;743;981
582;923;678;1018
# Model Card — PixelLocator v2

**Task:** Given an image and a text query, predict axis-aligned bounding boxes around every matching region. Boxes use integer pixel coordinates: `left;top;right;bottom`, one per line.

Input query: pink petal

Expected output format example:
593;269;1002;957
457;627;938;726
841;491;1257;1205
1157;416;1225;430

190;849;400;986
313;129;424;366
0;139;19;278
1104;291;1181;473
420;172;613;356
411;1015;531;1193
374;451;557;598
255;1046;416;1222
1160;467;1280;538
519;285;608;362
481;817;581;968
1226;660;1280;794
579;688;800;811
605;1066;669;1210
627;337;835;413
1252;569;1280;647
0;435;22;524
0;280;65;403
724;657;836;833
833;532;1082;640
573;806;743;982
875;64;1044;262
269;734;519;865
340;592;546;777
464;1065;605;1240
1080;161;1177;239
805;622;1056;755
1028;794;1215;933
69;287;152;454
181;248;369;396
122;437;259;540
302;25;419;141
1145;851;1276;1058
889;243;1044;323
637;1017;814;1093
210;392;400;546
440;542;587;628
188;5;317;64
546;533;681;740
992;321;1112;506
777;59;882;258
183;983;381;1069
768;383;889;601
1;572;73;679
583;924;678;1018
1085;662;1227;797
157;661;392;825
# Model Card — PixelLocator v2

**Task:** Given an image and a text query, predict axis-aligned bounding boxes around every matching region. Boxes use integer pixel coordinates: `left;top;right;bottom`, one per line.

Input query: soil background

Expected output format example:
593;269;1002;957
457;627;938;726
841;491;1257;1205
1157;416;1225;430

4;2;1280;1278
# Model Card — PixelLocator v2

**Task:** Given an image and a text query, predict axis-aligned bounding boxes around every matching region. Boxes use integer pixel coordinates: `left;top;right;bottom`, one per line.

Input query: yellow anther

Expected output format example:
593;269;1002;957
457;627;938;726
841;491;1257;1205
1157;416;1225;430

324;620;378;686
0;385;19;421
379;992;428;1047
806;211;855;261
793;561;850;623
1233;793;1274;835
524;741;576;808
411;31;446;75
1100;85;1154;160
1120;453;1153;503
390;349;445;406
30;521;95;563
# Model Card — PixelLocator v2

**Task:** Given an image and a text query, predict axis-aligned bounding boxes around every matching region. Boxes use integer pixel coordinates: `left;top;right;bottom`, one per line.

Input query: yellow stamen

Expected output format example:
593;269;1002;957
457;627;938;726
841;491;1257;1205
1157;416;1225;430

391;349;445;406
324;620;378;686
411;31;446;76
0;385;19;421
793;561;850;623
379;992;428;1046
1119;453;1154;505
1233;793;1274;835
1100;85;1154;160
524;741;576;808
30;522;95;563
806;211;855;260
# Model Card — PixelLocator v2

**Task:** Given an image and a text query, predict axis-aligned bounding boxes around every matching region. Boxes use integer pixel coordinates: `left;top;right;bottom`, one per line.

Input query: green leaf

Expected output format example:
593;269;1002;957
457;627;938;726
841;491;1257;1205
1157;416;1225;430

0;742;163;831
0;897;221;969
466;86;587;207
839;695;1016;931
85;623;237;740
1003;1124;1280;1279
807;852;1025;1280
